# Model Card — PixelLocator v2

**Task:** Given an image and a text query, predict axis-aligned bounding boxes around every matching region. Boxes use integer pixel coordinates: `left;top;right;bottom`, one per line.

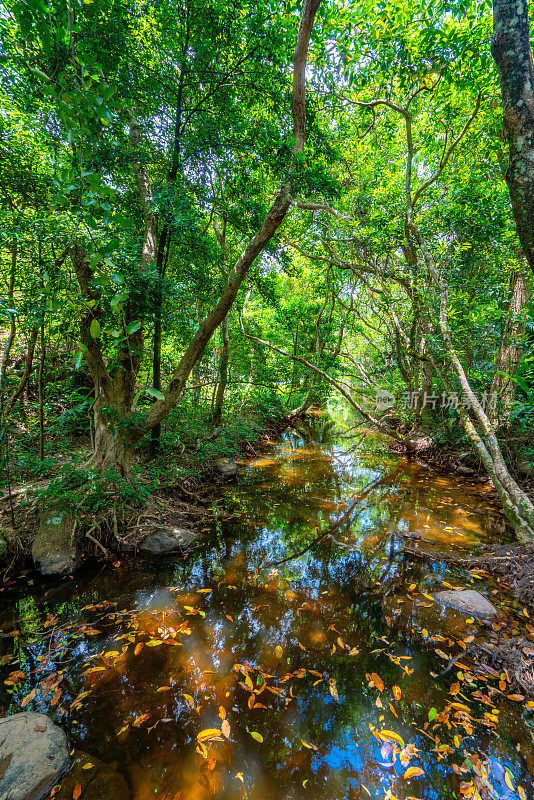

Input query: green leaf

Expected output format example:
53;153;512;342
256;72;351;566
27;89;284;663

89;319;101;339
126;320;141;335
146;388;165;401
428;707;437;722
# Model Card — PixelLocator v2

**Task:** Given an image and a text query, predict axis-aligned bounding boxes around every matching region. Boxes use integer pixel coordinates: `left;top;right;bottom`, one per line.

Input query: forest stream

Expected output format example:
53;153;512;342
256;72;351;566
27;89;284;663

2;410;534;800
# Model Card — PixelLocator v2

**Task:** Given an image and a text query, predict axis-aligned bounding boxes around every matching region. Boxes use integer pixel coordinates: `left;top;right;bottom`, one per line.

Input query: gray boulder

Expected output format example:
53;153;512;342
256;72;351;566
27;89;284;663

214;458;238;479
139;526;197;554
0;712;69;800
456;465;476;477
32;508;79;576
458;451;479;468
432;589;498;619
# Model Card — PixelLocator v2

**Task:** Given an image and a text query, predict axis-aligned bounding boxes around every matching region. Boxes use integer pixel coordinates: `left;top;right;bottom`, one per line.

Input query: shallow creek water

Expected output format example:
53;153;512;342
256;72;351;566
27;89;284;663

2;411;534;800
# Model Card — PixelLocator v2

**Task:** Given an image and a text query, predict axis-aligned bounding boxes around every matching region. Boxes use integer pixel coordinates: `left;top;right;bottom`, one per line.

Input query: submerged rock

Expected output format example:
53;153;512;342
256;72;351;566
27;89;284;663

0;712;69;800
456;465;476;477
32;508;79;576
432;589;498;619
138;526;197;554
214;458;238;479
51;750;130;800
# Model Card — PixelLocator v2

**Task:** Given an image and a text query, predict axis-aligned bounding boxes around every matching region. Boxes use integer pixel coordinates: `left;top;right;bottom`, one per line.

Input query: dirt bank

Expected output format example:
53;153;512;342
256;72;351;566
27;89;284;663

0;410;305;577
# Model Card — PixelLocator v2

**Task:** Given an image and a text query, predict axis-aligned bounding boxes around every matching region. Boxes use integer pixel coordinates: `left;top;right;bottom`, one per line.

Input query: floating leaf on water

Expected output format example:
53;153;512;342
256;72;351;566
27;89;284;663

275;646;283;659
428;707;438;722
133;643;144;655
183;693;194;707
50;688;62;706
450;702;471;714
392;685;401;701
197;728;222;742
4;670;25;685
329;678;339;702
221;719;230;738
378;730;404;747
404;766;424;779
21;688;37;708
371;673;384;692
301;739;317;750
349;647;359;656
132;713;151;727
82;763;94;770
249;731;263;743
505;770;515;791
73;785;82;800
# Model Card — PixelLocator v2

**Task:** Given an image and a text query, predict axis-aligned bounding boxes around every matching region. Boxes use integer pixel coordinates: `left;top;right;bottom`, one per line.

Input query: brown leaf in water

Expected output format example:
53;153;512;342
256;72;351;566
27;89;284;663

371;673;384;692
21;688;37;708
73;785;82;800
132;713;151;727
50;688;62;706
221;719;230;738
4;670;25;685
392;685;401;701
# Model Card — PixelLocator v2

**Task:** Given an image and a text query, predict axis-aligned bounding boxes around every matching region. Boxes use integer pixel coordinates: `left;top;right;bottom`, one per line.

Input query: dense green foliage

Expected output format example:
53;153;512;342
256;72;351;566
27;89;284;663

0;0;533;526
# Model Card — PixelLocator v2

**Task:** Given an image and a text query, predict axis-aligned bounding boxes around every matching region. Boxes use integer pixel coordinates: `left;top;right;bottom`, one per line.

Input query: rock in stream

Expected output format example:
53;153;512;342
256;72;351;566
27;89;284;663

432;589;498;619
138;526;197;554
32;508;79;577
0;712;69;800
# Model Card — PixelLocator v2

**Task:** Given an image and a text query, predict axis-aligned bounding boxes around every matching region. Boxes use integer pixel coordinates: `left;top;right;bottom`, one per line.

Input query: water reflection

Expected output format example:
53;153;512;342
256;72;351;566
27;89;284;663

1;413;533;800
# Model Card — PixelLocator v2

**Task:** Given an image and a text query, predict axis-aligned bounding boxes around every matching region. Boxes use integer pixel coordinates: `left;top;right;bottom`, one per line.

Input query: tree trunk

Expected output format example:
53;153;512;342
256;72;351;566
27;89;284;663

492;0;534;275
490;264;531;424
413;224;534;540
150;230;171;456
0;239;17;397
38;320;46;462
4;326;38;415
91;394;136;475
211;314;230;427
74;0;321;474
